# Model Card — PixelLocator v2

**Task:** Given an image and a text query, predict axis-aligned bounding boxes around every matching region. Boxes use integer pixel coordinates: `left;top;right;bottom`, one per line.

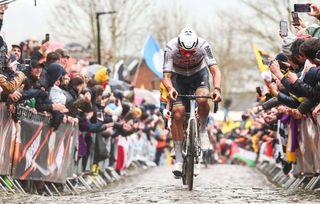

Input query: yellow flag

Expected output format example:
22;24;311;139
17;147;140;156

253;44;271;73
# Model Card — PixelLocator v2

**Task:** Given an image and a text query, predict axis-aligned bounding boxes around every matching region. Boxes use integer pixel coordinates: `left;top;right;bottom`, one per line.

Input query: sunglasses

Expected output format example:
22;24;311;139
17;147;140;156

179;48;196;56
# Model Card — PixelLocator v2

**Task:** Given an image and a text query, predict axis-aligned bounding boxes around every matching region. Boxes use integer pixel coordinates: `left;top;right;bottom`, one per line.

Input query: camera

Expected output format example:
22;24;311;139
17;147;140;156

24;59;31;67
97;111;104;121
279;20;288;37
256;87;262;97
294;3;311;13
291;12;300;26
278;60;290;74
45;33;50;42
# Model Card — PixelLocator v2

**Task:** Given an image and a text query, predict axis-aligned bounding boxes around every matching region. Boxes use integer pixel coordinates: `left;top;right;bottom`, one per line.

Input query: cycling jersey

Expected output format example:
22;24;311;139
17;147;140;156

163;37;217;76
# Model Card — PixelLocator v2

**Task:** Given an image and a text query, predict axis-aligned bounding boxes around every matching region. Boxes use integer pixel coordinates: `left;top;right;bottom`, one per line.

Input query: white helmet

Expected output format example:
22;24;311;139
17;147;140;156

178;27;198;50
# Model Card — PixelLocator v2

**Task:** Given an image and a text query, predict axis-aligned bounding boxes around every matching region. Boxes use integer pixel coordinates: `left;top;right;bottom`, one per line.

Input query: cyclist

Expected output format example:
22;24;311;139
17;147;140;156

162;27;222;177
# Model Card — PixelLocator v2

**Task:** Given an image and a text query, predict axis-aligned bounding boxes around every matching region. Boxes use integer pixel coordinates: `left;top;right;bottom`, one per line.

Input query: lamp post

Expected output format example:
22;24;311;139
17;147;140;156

96;11;116;65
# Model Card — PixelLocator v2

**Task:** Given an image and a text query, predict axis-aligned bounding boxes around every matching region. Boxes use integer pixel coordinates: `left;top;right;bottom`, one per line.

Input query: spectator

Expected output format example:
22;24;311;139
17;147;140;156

11;44;26;71
55;48;70;68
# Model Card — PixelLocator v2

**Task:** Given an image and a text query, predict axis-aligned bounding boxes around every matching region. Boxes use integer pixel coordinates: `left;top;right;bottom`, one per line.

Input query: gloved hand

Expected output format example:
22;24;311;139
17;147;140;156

162;109;171;120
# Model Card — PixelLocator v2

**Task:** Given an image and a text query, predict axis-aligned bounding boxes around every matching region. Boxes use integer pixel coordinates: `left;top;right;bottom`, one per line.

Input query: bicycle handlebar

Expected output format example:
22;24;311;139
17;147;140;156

178;95;212;99
178;95;219;113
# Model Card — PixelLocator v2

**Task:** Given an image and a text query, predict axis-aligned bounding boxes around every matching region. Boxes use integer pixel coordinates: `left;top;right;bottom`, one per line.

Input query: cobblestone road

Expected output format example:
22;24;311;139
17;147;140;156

1;164;320;204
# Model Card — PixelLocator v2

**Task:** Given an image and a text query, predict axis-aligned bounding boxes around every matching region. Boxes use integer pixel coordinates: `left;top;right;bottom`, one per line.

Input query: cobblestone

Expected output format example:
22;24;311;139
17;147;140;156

1;165;320;203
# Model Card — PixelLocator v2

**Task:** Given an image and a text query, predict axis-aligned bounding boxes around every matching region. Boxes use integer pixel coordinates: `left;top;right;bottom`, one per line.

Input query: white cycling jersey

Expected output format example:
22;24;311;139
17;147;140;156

163;37;217;76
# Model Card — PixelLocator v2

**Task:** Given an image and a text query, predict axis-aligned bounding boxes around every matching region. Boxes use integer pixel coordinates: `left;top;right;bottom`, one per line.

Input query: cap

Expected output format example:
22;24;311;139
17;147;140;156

11;44;22;52
55;48;70;58
30;60;41;69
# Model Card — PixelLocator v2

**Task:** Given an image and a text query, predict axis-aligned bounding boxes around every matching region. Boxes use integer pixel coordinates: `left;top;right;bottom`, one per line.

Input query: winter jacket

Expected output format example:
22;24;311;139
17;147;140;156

0;71;26;100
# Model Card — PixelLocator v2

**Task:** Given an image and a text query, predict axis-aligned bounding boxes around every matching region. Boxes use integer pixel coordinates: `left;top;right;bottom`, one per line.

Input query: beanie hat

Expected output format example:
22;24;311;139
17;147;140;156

275;53;288;62
47;63;64;86
94;68;109;83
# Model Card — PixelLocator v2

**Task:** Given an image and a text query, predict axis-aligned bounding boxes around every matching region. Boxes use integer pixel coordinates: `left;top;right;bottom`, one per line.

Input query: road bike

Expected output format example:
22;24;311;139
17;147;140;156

179;95;218;190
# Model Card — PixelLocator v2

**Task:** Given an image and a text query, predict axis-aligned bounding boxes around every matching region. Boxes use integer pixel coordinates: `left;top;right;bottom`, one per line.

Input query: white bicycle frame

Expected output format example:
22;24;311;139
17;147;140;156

182;99;199;157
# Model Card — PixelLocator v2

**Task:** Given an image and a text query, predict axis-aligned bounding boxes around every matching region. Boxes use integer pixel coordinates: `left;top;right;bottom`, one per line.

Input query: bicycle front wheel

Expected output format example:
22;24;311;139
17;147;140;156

187;120;196;191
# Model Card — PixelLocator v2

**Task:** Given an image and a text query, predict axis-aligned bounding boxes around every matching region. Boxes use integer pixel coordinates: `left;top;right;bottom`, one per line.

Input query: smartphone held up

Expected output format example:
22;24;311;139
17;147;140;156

291;12;300;26
294;3;311;13
256;87;262;97
279;20;288;37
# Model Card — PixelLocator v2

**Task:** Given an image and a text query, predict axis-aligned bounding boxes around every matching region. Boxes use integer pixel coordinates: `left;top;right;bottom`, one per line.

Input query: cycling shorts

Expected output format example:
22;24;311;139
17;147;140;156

171;67;210;110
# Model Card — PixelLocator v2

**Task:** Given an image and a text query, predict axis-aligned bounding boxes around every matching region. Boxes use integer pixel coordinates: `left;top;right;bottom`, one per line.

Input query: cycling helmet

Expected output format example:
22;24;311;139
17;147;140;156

178;27;198;50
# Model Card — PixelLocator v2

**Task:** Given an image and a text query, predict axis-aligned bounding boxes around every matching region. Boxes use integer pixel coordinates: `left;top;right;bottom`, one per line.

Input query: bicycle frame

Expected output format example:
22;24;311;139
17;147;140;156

182;98;199;157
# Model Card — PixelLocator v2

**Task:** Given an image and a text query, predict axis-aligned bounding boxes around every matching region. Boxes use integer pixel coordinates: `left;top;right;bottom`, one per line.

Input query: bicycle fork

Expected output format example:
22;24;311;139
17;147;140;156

182;100;201;160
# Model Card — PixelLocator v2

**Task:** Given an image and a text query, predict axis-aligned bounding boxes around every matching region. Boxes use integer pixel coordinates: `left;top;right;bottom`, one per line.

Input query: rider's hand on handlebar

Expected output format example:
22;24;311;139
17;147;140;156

169;88;178;101
211;89;222;102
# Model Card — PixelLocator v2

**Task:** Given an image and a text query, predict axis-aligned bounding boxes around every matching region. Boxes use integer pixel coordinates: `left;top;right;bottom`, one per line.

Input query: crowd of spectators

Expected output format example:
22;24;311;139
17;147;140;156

0;4;171;194
210;3;320;174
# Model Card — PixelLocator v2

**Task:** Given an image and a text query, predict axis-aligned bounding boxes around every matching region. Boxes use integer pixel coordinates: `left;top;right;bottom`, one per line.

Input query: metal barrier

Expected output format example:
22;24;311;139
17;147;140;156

257;115;320;191
0;103;157;196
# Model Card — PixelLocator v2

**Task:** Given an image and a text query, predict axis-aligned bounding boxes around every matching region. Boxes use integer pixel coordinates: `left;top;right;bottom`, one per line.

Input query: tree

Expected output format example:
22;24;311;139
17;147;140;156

149;1;191;47
238;0;292;52
49;0;151;66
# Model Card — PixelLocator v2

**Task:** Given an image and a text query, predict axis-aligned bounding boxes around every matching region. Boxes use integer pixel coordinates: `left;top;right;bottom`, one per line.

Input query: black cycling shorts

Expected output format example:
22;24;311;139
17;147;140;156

171;68;210;110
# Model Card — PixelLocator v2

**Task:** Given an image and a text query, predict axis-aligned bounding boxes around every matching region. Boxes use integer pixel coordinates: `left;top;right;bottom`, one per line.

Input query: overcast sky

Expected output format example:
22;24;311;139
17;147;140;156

2;0;55;45
1;0;241;46
1;0;309;46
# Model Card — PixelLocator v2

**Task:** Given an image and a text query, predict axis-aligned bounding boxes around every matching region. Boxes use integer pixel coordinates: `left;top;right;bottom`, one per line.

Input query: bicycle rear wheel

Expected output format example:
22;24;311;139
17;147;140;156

187;120;196;190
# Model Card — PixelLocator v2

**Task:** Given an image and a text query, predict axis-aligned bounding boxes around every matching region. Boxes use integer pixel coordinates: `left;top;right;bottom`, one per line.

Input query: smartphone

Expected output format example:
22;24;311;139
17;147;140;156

24;59;31;67
278;61;289;74
291;12;300;26
294;4;311;12
256;87;262;97
279;20;288;37
45;33;50;42
97;112;104;121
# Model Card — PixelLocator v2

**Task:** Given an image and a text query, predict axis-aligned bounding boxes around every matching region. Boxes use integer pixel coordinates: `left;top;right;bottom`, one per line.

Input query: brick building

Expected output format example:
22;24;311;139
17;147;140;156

130;60;161;91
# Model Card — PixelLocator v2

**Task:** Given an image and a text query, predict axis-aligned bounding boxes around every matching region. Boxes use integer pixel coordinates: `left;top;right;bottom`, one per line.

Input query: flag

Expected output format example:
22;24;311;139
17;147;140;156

253;44;272;73
143;35;163;79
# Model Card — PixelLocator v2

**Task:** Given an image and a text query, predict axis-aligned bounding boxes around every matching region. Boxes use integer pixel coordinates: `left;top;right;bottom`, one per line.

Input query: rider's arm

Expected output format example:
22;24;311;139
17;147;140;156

162;72;174;92
209;65;221;92
162;48;175;92
202;41;221;92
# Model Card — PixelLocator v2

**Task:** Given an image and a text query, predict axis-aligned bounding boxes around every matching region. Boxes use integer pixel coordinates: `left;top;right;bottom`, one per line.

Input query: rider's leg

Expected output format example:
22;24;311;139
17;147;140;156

171;104;185;164
196;87;211;150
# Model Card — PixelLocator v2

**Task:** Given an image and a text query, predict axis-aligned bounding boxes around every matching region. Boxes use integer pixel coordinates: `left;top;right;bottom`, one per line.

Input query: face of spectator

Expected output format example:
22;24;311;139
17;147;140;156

11;47;21;61
61;75;70;86
54;78;61;86
22;44;27;51
31;66;42;79
76;83;85;94
96;94;103;103
60;57;69;67
41;42;49;52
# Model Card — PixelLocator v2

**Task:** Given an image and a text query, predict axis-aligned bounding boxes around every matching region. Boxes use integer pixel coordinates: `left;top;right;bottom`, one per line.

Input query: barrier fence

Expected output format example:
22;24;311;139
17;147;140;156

257;115;320;191
0;103;78;184
0;102;156;195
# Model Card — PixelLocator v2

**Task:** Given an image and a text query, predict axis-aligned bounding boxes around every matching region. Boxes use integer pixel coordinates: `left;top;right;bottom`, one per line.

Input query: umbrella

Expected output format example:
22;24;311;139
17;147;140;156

83;64;105;78
47;42;64;52
134;88;160;106
109;79;132;92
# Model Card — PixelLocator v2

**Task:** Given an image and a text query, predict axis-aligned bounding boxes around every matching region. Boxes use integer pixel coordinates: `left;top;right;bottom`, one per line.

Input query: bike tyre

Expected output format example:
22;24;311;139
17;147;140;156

187;120;196;190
